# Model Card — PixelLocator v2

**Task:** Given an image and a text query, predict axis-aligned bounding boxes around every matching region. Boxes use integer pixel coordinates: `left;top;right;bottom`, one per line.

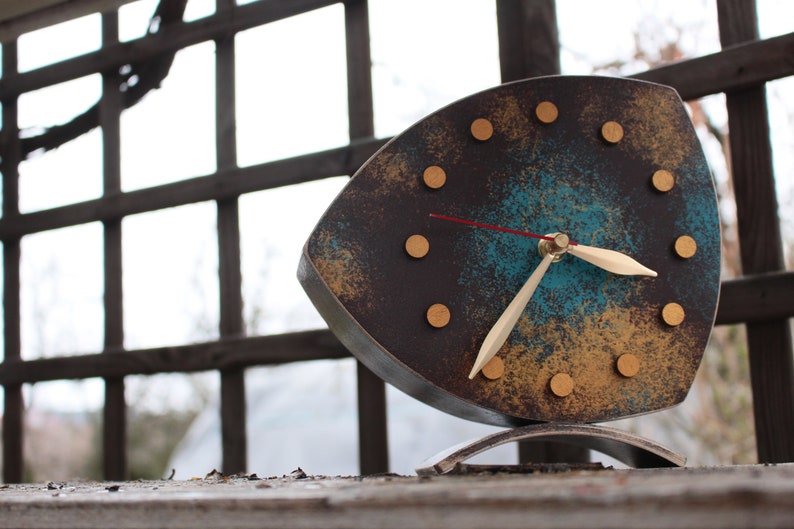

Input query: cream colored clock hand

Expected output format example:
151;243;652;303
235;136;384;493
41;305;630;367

429;214;656;277
468;252;555;379
567;244;657;277
469;234;569;379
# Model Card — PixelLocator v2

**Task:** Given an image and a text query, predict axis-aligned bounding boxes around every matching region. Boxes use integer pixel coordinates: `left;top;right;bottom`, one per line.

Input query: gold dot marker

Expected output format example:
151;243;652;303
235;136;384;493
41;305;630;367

470;118;493;141
405;234;430;259
662;302;685;327
549;373;573;397
601;121;624;144
617;354;640;378
652;169;675;192
482;356;505;380
426;303;451;328
674;235;697;259
423;166;446;189
535;101;558;124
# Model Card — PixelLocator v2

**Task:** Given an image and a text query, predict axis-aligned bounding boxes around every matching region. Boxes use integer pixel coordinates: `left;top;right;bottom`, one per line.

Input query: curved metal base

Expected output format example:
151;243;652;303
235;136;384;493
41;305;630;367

416;423;686;476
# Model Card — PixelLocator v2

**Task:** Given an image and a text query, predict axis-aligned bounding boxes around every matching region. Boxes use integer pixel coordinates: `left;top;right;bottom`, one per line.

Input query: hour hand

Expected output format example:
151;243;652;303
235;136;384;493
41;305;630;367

567;244;657;277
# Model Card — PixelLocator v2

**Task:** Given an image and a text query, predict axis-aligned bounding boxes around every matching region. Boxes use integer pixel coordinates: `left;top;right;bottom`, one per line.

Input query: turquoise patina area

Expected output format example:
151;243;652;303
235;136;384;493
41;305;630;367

455;137;644;344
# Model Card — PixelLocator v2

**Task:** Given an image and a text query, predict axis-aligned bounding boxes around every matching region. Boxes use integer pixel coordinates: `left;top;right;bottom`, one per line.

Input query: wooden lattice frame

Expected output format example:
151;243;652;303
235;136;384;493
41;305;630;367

1;0;792;482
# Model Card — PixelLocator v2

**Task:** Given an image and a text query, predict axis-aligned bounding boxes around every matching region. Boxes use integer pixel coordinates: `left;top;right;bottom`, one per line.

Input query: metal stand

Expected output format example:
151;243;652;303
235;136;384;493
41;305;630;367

416;423;685;476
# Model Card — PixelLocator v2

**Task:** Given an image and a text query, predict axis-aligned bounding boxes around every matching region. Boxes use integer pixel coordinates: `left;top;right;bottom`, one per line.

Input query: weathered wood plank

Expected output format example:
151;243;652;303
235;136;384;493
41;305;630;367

1;39;25;485
633;31;794;100
345;0;374;140
496;0;560;81
718;0;794;463
356;361;389;474
0;0;138;43
1;384;24;484
100;11;128;482
716;272;794;325
345;0;388;476
0;330;349;385
215;1;248;474
217;203;248;477
0;138;388;240
1;42;20;215
220;370;247;474
1;465;793;529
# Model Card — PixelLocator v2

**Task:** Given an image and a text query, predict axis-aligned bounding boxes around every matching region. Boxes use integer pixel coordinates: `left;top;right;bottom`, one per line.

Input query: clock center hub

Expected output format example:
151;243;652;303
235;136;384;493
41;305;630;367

538;232;570;262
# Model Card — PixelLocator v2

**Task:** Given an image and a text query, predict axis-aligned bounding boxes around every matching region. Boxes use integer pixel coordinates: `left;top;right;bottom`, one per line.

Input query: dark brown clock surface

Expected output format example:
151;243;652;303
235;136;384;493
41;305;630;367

298;75;721;426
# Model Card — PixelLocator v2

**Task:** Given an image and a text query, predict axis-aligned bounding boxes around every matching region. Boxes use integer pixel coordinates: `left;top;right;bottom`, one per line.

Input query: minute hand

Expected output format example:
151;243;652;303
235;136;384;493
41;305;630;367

468;251;557;379
567;244;657;277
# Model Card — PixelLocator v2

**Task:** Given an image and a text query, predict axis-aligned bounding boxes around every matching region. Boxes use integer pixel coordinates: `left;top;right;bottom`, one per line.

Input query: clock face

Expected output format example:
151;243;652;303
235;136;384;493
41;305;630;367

299;76;721;426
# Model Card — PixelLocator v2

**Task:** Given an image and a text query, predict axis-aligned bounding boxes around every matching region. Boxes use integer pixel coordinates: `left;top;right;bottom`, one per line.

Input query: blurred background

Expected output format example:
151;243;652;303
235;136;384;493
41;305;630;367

2;0;793;480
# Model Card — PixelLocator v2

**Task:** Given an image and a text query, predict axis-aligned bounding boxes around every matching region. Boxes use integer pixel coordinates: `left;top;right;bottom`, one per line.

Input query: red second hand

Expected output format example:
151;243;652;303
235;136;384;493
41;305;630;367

429;213;578;245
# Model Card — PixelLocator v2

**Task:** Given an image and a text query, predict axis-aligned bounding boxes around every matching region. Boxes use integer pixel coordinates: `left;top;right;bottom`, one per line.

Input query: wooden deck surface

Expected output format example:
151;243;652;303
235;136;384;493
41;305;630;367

1;464;793;528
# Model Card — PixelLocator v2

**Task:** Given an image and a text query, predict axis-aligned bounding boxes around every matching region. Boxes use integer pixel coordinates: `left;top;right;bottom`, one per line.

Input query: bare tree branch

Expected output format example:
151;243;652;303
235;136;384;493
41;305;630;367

19;0;188;158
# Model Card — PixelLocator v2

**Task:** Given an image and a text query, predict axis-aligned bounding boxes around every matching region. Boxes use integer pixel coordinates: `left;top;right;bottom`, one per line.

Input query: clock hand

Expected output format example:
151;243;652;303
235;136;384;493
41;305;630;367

567;244;657;277
468;253;555;379
430;213;656;277
468;234;569;379
429;213;563;243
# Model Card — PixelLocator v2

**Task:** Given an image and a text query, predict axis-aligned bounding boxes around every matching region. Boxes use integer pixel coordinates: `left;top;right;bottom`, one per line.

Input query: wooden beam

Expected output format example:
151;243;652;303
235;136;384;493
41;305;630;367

0;330;349;385
0;137;388;241
345;0;388;476
1;39;24;485
718;0;794;463
716;272;794;325
633;31;794;100
100;10;128;482
496;0;560;81
356;362;389;475
345;0;374;140
0;0;138;43
215;0;247;475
